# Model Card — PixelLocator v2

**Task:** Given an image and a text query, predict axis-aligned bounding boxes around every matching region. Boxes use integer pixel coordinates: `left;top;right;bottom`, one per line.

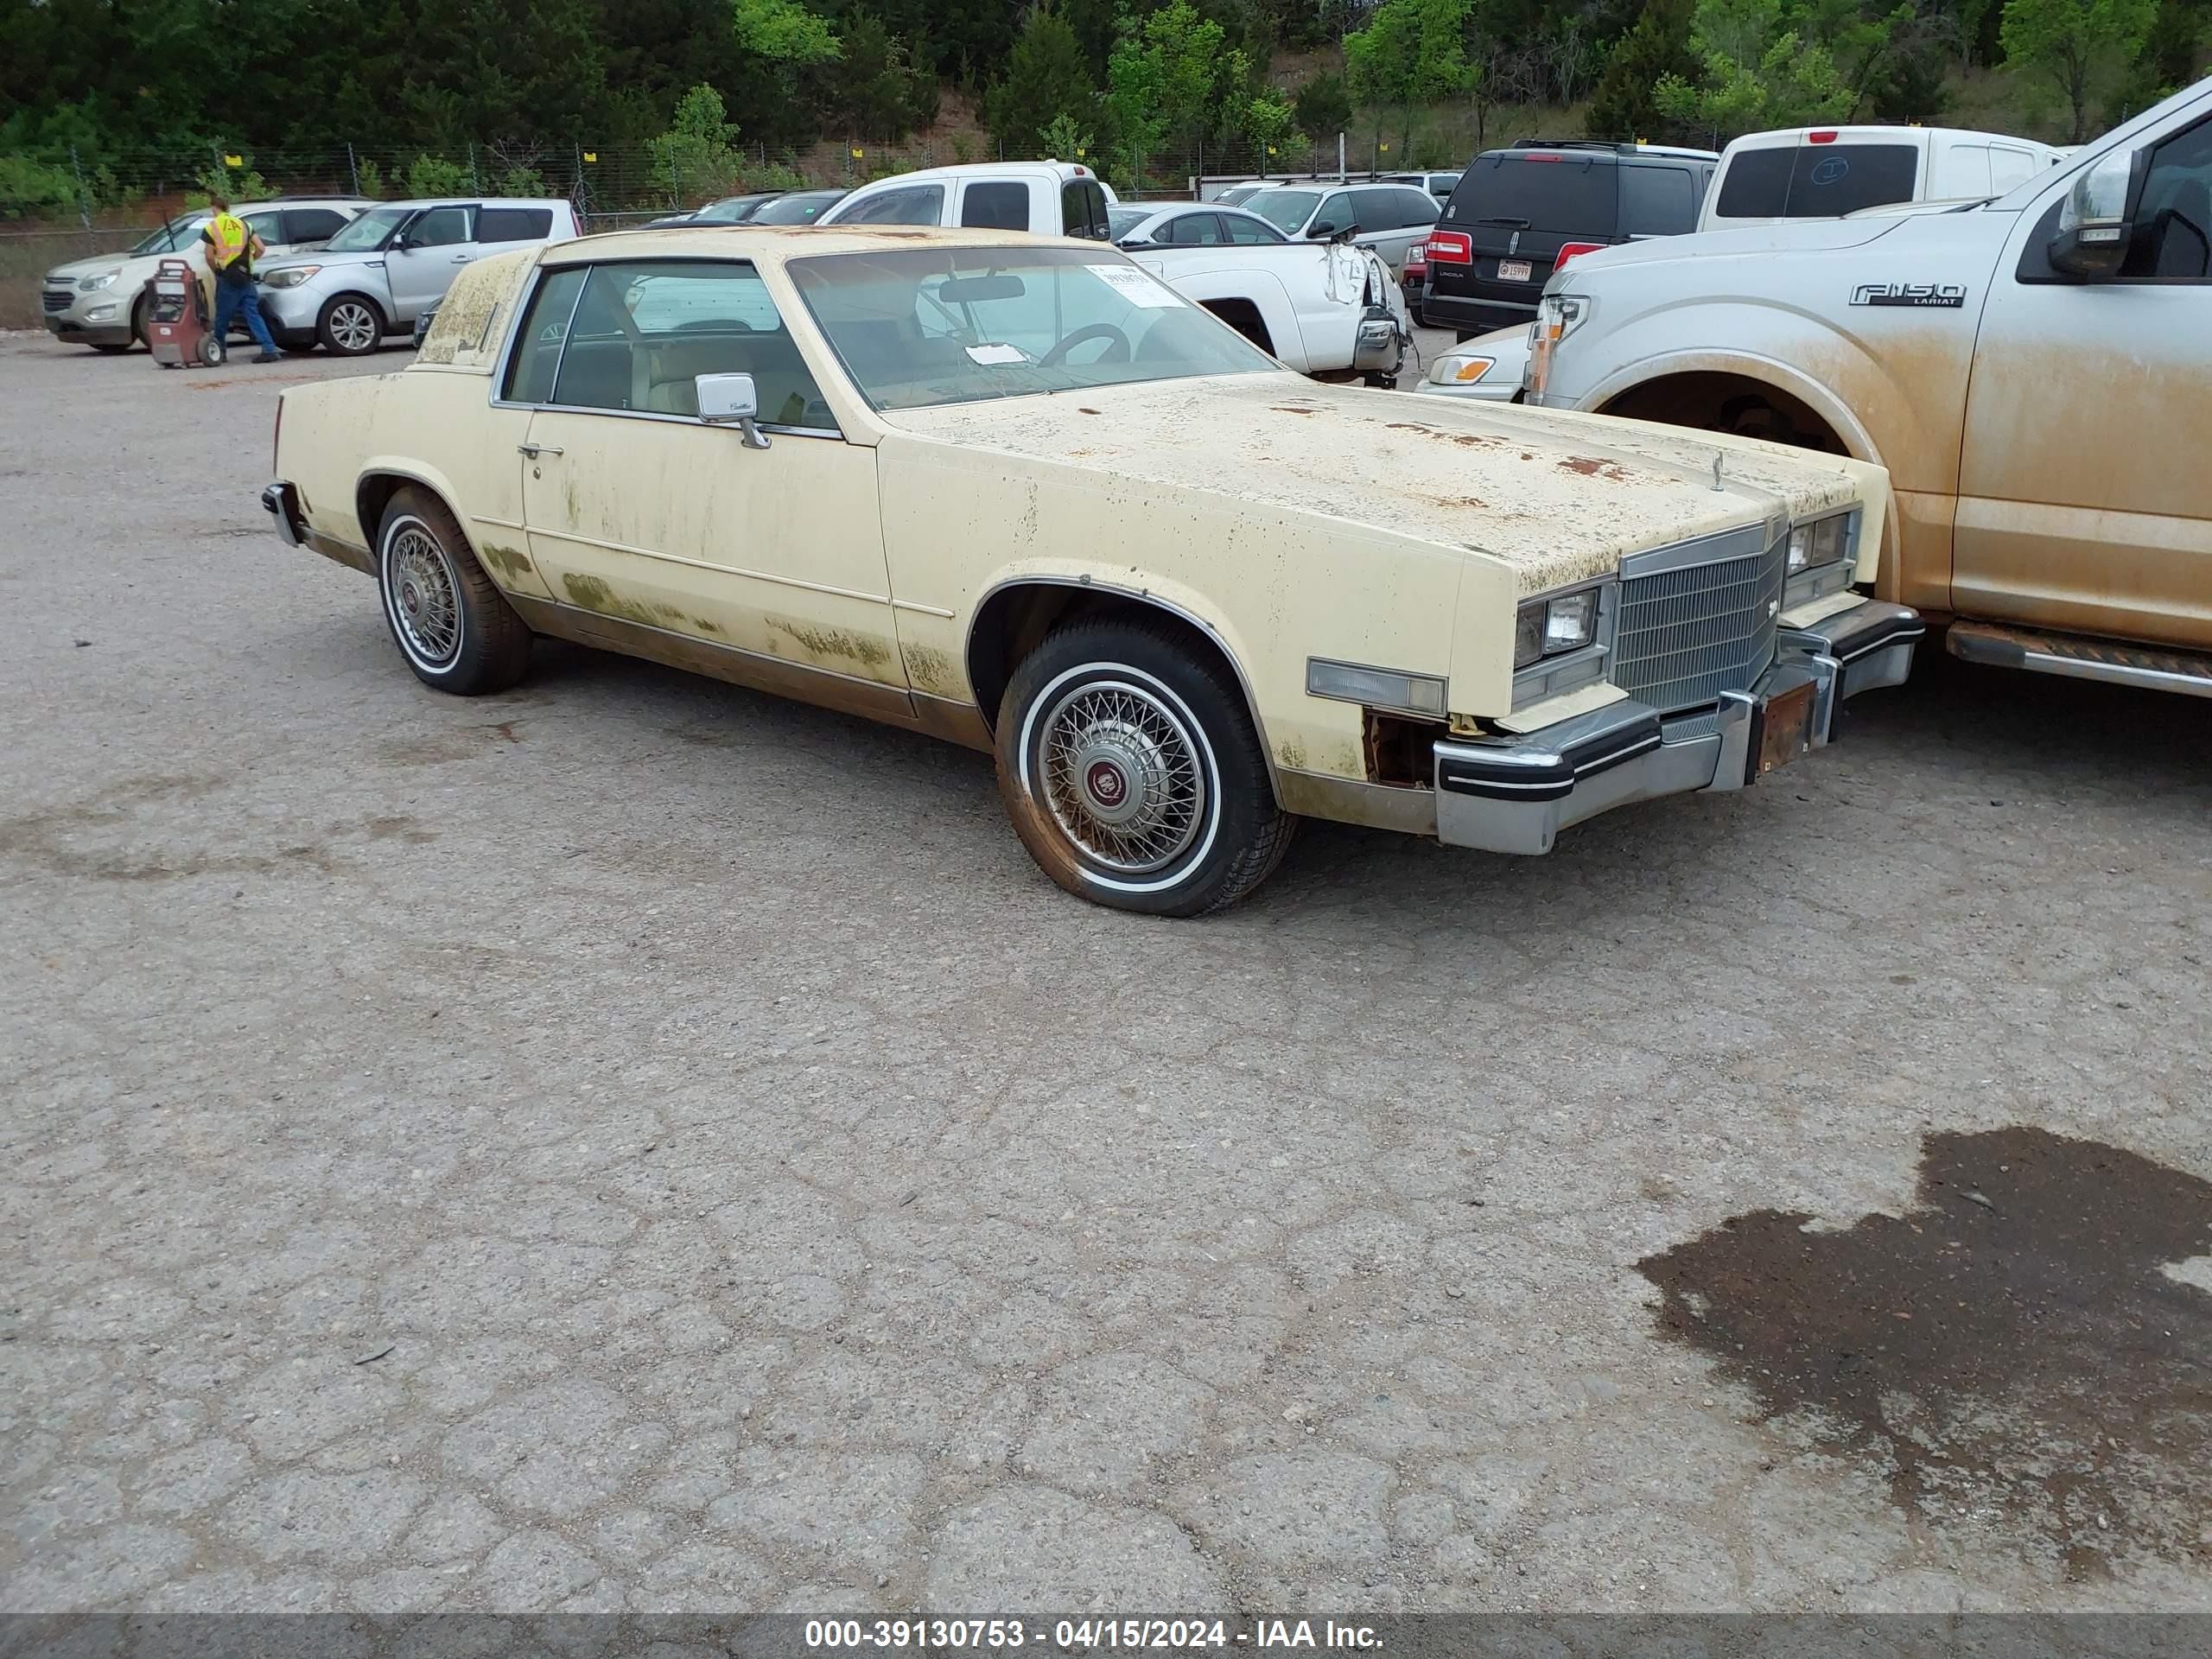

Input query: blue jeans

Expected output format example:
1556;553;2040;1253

212;277;276;353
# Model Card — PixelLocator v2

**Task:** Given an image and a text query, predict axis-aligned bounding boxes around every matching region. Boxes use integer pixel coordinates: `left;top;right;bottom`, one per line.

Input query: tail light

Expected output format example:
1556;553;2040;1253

1426;230;1471;264
1405;238;1428;273
1808;130;1838;144
1554;241;1605;270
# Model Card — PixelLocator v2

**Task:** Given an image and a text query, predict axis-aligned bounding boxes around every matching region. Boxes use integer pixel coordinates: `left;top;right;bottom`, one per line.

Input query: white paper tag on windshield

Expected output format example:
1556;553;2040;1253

1086;264;1183;308
965;343;1028;365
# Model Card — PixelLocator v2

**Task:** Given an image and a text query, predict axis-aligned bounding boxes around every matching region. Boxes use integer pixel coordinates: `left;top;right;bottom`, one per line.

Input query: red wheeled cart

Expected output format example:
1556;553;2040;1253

145;259;224;369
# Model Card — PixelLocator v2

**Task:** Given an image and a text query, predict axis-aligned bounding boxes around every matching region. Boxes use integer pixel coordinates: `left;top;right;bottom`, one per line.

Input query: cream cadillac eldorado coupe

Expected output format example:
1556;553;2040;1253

264;226;1924;915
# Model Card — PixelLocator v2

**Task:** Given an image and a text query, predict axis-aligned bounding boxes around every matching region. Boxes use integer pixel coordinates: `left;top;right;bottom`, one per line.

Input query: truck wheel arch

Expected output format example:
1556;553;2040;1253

1199;297;1275;356
1585;353;1883;468
964;576;1282;808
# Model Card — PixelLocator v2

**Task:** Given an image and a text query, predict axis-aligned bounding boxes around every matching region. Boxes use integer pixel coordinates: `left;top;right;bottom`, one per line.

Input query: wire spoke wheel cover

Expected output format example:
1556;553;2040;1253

383;521;463;670
1034;676;1211;876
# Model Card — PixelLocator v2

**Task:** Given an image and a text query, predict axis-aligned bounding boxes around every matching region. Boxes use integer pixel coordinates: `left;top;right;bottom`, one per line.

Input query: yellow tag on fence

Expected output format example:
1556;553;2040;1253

583;151;597;162
222;154;243;167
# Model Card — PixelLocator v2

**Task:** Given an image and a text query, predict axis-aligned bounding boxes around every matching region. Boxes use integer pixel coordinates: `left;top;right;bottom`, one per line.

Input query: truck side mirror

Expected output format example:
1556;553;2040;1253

696;371;769;448
2047;149;2143;281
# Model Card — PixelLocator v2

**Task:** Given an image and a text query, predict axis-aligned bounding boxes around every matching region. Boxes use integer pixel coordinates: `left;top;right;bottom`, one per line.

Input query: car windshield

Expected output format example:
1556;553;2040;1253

752;193;839;225
324;205;411;251
1106;207;1152;239
696;195;770;223
132;215;207;254
789;246;1277;411
1243;188;1319;233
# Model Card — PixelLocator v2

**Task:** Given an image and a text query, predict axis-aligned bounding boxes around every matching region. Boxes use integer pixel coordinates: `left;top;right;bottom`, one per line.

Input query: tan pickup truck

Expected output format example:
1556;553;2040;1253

1529;78;2212;697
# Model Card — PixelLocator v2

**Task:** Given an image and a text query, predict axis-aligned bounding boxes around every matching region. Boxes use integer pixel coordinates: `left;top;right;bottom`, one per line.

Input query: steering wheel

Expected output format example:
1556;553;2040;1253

1038;322;1131;367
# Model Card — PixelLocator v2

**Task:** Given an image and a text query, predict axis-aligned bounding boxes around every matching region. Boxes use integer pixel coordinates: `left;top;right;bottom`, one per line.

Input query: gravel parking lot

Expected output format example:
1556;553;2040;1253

4;332;2209;1620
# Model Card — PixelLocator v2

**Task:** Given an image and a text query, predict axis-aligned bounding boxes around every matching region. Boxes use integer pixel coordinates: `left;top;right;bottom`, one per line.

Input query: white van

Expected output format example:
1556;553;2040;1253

1698;125;2065;231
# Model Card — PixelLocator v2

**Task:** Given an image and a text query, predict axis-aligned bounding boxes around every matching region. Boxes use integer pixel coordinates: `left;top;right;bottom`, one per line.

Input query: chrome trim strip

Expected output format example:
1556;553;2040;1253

520;526;893;606
474;514;526;531
1983;646;2212;700
892;599;958;620
1618;520;1778;580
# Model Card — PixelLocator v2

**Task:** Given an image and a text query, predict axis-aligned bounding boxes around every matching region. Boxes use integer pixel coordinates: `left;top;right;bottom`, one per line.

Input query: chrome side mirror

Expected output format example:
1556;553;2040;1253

2048;149;2141;281
696;371;769;449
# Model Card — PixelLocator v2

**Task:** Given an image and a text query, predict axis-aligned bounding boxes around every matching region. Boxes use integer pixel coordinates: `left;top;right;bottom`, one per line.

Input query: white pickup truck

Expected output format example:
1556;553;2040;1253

818;161;1411;385
1526;77;2212;696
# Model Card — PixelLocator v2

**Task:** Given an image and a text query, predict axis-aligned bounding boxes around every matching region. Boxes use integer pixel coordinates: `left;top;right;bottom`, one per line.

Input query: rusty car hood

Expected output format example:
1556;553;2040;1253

884;373;1878;595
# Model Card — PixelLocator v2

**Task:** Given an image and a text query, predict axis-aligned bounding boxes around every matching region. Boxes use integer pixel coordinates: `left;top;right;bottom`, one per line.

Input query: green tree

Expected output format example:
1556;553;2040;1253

1652;0;1867;139
733;0;842;63
649;83;744;200
1345;0;1471;155
2002;0;2159;139
1292;71;1355;143
1244;88;1300;168
1586;0;1706;142
1040;110;1096;159
986;6;1098;156
837;12;929;139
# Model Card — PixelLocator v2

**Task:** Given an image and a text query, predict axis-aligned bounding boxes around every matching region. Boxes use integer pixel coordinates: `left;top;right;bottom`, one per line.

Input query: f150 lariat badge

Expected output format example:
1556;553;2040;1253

1851;281;1968;308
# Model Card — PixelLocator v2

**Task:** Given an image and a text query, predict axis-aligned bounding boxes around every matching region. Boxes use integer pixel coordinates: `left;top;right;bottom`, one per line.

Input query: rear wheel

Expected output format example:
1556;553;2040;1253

318;294;384;356
995;619;1294;917
375;486;532;695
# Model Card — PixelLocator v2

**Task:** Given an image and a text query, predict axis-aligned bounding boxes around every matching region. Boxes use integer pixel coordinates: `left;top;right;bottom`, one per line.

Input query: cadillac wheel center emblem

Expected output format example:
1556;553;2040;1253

1087;761;1128;807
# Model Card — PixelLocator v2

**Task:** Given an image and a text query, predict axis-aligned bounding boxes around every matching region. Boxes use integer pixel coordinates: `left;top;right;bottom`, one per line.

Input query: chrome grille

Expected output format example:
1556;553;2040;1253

42;287;73;315
1613;536;1786;713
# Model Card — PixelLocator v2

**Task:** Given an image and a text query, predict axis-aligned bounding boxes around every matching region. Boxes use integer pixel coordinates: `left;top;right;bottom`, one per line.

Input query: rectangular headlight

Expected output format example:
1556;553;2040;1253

1787;512;1853;574
1306;658;1447;718
1545;589;1597;652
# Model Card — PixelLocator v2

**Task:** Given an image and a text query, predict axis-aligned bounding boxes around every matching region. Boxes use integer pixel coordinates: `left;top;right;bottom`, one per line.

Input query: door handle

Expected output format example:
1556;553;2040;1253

452;253;473;263
518;442;563;458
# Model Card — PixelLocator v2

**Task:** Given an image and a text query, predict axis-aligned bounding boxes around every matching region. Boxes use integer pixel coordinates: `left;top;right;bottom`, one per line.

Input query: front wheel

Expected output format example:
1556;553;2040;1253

318;294;384;356
995;619;1294;917
376;486;532;695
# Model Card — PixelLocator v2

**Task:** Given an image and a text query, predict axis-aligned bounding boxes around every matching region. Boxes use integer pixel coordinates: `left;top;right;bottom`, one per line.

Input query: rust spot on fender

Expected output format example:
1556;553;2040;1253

561;572;675;630
479;543;533;582
900;642;963;696
766;615;893;671
1641;1126;2212;1571
1557;455;1628;480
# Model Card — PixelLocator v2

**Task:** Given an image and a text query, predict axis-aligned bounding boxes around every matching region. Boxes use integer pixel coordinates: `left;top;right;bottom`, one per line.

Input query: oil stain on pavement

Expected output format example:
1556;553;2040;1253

1640;1128;2212;1573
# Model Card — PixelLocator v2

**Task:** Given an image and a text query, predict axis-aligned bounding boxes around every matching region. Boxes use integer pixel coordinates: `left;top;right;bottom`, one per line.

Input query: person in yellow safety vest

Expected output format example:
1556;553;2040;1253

199;196;281;363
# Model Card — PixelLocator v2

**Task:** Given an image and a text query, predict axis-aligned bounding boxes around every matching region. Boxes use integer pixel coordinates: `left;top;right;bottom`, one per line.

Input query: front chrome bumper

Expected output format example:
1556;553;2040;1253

1433;598;1923;855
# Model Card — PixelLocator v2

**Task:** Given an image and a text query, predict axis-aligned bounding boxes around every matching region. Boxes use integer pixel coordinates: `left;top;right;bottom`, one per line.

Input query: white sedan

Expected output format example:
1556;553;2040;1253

1412;322;1531;404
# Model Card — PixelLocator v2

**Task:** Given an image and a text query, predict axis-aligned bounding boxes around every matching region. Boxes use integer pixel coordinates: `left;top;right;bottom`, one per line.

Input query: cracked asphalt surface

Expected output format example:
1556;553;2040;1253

3;334;2209;1618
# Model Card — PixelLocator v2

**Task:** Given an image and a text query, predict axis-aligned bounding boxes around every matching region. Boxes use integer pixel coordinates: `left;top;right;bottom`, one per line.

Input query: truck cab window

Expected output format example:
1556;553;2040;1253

960;181;1030;231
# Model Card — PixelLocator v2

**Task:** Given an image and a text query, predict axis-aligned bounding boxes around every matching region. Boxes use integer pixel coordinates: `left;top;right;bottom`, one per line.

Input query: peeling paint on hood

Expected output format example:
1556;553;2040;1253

886;374;1879;595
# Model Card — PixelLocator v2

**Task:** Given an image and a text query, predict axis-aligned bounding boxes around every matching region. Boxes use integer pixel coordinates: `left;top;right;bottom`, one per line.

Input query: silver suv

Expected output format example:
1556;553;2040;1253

257;198;581;355
40;199;372;352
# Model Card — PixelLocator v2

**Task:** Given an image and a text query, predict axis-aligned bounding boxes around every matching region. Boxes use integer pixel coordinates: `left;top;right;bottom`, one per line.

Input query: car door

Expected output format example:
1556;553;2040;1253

381;205;474;321
1952;111;2212;645
510;255;910;699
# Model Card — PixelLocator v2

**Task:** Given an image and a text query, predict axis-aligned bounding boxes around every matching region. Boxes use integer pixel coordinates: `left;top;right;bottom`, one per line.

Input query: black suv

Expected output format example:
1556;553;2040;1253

1421;140;1719;338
